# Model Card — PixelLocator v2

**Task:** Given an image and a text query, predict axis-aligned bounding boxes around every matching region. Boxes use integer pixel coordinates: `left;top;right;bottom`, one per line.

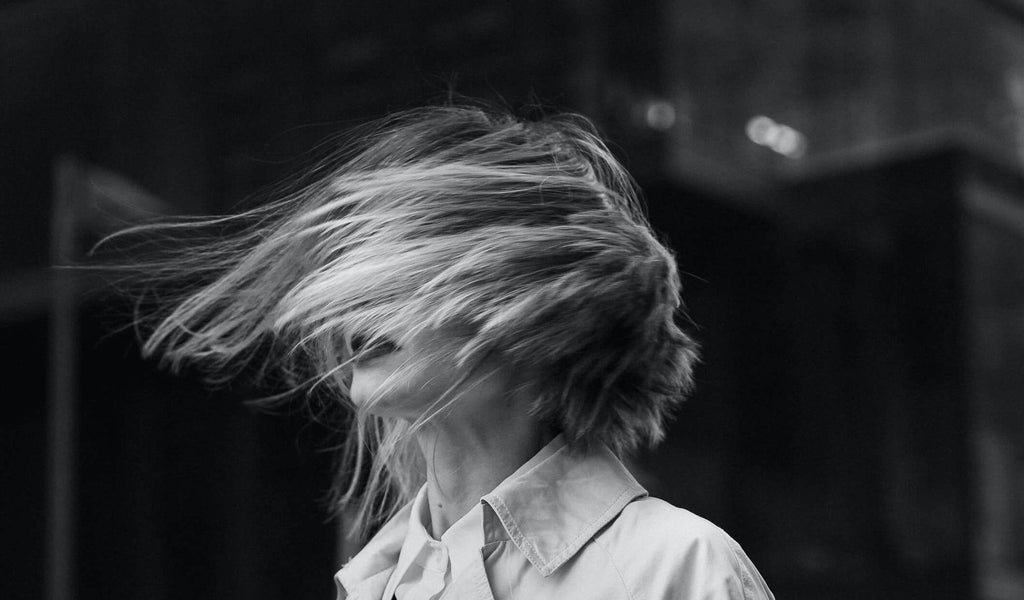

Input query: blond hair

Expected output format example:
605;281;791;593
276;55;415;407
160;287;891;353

104;104;699;539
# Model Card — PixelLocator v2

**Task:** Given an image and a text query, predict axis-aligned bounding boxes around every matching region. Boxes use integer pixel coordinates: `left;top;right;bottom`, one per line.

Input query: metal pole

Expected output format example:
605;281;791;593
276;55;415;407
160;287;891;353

46;156;79;600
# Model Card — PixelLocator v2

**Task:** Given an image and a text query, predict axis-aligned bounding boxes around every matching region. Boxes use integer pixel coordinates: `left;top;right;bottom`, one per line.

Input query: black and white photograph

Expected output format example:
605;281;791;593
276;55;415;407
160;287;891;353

3;1;1024;599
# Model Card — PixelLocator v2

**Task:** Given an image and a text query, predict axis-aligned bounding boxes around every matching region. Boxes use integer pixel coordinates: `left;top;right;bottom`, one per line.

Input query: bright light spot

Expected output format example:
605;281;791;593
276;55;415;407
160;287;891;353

746;115;807;159
746;116;776;145
644;101;677;131
773;126;807;158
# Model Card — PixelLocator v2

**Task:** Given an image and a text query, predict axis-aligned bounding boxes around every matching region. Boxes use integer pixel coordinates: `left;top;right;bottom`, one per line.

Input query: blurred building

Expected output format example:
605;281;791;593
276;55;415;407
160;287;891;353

2;1;1023;599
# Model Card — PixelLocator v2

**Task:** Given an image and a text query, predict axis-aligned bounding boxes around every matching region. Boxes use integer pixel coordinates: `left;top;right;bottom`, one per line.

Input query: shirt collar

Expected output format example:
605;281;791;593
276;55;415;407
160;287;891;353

480;435;647;576
335;435;648;594
395;483;483;578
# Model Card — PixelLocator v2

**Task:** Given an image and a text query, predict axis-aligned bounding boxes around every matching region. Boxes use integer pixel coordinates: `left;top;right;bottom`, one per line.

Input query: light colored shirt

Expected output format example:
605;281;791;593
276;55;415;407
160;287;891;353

335;436;775;600
379;438;563;600
381;484;484;600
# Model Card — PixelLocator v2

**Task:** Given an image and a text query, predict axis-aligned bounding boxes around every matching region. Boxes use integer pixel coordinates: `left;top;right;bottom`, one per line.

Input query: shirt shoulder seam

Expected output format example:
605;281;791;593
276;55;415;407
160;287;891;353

711;526;761;600
592;535;642;600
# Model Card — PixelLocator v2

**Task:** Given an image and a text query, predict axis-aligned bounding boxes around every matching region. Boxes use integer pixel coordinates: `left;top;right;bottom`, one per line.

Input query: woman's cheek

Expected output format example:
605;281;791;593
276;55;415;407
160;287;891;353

350;354;435;417
350;353;403;408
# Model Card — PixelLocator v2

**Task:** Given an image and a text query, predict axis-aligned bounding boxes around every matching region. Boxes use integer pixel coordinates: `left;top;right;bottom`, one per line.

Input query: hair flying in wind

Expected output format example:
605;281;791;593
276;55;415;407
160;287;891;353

102;104;700;539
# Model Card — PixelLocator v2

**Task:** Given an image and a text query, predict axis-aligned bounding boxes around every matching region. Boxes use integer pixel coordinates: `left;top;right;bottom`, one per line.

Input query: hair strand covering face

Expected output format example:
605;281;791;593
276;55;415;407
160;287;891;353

99;105;700;540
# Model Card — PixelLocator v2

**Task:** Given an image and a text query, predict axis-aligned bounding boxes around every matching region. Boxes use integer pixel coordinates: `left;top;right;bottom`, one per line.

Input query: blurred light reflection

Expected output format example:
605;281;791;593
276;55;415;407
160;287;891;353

745;115;807;159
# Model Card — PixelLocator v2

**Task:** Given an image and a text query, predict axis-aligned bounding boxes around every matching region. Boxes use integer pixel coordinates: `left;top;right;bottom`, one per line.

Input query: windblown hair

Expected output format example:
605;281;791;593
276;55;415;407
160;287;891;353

104;104;699;538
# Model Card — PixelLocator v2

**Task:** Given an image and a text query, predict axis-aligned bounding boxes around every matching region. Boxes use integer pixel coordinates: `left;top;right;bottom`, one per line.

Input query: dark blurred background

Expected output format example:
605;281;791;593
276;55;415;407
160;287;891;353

3;1;1024;599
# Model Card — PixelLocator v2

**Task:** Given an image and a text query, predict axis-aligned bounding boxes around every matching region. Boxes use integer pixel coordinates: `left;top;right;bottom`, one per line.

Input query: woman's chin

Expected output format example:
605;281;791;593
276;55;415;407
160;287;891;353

350;390;421;420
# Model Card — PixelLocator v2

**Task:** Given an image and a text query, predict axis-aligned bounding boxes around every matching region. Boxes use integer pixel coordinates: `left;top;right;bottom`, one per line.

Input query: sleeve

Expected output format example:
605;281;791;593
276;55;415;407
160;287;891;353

716;531;775;600
602;503;775;600
646;527;774;600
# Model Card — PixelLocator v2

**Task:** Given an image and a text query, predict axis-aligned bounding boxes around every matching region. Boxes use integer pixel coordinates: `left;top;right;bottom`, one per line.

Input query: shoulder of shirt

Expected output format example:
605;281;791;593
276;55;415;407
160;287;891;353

589;496;771;600
598;495;736;553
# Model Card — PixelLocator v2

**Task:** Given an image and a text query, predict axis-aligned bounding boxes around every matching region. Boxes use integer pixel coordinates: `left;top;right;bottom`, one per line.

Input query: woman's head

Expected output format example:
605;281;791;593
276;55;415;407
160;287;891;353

347;320;518;421
114;104;699;534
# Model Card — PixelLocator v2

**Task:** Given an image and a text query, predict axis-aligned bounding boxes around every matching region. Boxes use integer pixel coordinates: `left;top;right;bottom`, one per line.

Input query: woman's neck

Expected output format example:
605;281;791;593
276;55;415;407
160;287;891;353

414;408;553;539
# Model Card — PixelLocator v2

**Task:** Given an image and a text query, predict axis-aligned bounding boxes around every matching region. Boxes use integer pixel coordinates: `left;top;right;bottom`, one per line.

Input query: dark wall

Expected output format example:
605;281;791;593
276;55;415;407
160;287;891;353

639;151;982;599
75;307;338;600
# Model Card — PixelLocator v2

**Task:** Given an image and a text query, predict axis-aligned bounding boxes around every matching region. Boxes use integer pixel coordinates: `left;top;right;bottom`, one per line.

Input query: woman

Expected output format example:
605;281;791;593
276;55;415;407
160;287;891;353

119;104;774;599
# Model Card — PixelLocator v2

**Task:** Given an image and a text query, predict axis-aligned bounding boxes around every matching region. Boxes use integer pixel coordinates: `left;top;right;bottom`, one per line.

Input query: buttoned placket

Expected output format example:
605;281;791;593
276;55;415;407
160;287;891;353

434;544;496;600
381;527;451;600
436;500;510;600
